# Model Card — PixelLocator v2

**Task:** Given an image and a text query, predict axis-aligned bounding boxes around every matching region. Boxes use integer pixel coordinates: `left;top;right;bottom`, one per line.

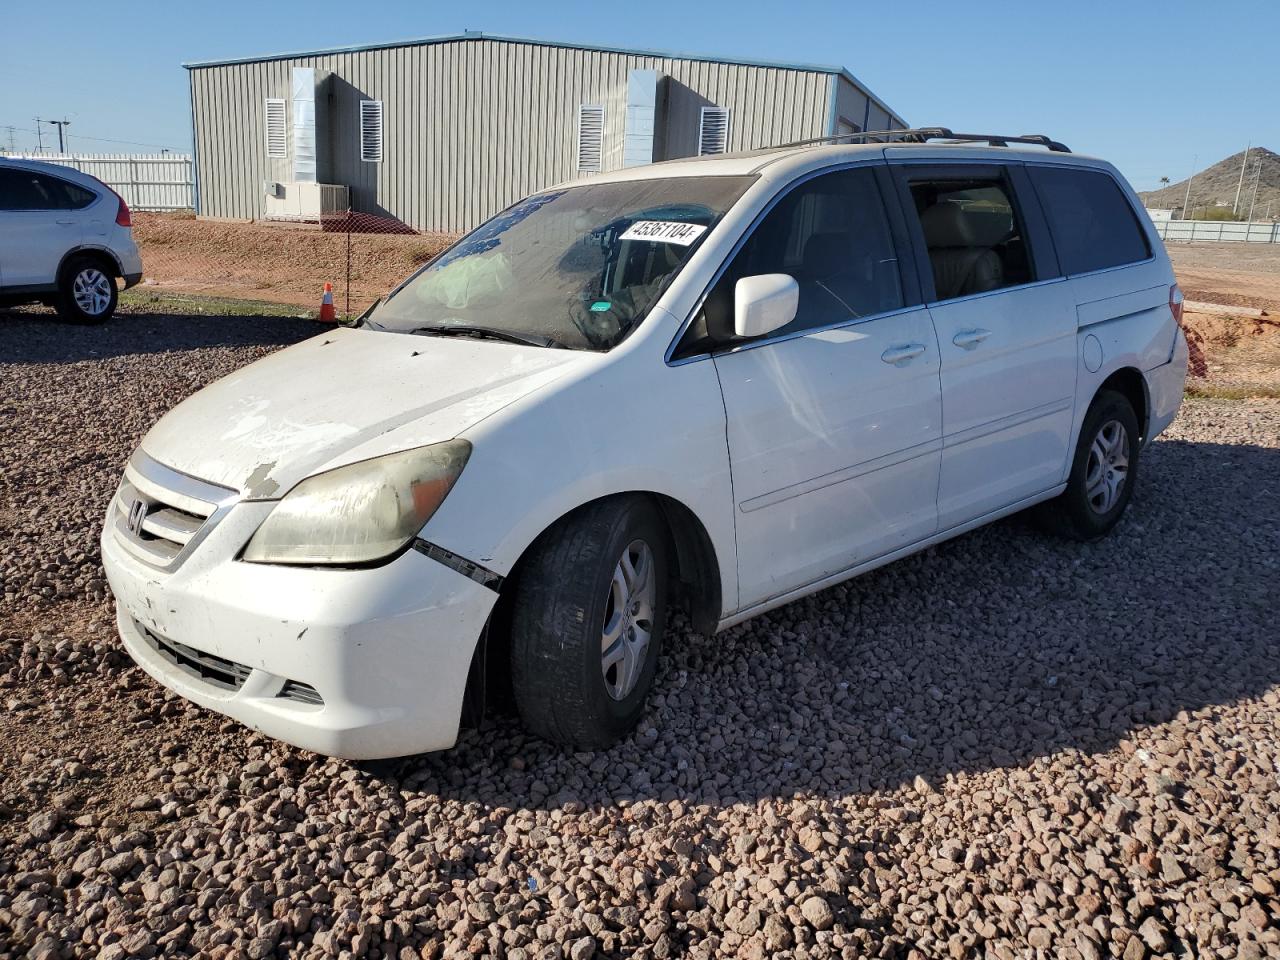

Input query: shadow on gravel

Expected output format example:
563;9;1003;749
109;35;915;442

374;433;1280;809
0;309;320;363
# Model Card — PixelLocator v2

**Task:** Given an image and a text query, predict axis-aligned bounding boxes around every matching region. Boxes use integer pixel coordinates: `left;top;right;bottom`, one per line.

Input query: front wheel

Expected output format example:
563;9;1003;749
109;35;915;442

56;257;117;323
509;497;669;749
1039;389;1141;541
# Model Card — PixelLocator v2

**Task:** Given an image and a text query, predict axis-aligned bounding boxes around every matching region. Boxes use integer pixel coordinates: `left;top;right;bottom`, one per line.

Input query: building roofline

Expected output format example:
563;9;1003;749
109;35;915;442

181;31;907;127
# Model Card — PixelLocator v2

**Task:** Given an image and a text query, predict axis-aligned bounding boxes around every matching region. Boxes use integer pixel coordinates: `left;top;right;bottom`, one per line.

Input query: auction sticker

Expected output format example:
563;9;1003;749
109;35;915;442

620;220;708;245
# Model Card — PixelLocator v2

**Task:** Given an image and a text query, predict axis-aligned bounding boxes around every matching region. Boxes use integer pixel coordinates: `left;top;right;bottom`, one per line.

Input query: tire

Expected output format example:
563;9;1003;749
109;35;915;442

1038;389;1141;541
55;256;117;323
510;496;669;749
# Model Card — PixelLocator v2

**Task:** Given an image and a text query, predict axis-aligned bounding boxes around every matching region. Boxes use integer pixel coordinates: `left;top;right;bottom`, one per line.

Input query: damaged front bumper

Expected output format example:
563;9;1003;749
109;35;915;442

101;487;499;759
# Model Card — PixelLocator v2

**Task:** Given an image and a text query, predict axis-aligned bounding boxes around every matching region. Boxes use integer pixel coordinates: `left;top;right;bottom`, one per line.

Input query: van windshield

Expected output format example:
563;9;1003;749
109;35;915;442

366;175;756;351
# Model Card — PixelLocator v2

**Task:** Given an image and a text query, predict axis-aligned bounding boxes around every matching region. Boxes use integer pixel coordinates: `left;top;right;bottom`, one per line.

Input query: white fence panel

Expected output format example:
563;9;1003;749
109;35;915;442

4;152;194;211
1155;218;1280;244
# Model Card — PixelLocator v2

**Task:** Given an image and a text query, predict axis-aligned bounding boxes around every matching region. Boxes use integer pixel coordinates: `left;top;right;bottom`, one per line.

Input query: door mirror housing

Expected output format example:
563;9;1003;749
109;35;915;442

734;274;799;339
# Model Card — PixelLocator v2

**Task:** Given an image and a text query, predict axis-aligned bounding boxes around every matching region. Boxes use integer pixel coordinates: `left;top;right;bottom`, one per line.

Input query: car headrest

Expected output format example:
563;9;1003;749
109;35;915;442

920;202;980;248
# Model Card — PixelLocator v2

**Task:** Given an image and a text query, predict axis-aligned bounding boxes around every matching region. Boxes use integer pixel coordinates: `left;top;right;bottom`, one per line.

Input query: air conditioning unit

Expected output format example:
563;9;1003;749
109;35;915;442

264;181;349;222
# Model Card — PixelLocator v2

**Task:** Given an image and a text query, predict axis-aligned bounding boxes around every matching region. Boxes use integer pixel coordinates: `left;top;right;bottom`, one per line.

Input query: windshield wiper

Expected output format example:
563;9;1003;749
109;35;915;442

407;324;567;349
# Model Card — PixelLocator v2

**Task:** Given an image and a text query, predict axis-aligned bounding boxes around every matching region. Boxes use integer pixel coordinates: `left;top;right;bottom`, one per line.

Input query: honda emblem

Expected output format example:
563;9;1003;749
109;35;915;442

127;498;148;536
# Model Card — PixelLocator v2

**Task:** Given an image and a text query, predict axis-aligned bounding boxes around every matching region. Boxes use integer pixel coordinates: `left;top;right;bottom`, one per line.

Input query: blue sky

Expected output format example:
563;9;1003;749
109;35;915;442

2;0;1275;191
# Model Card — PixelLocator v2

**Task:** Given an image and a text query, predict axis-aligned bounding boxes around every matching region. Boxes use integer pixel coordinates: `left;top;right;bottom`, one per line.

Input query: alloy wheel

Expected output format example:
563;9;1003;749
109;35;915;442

601;538;655;701
1084;419;1130;514
73;268;113;316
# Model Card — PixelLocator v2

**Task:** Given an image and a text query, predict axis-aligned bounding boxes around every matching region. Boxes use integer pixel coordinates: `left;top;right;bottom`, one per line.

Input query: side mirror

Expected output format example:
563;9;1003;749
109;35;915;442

734;274;799;339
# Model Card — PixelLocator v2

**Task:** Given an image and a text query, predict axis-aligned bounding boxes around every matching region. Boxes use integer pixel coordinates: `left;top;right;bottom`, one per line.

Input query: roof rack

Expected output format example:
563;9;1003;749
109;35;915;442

773;126;1071;153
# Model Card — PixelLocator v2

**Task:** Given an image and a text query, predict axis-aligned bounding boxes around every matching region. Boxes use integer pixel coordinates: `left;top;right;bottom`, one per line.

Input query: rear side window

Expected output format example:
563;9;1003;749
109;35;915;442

1029;167;1150;275
905;176;1034;302
0;169;96;211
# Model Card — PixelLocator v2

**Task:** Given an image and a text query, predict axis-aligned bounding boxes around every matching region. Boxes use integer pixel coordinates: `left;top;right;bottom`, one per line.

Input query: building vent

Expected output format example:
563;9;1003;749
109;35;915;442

265;99;287;159
577;104;605;173
698;106;730;156
360;100;384;163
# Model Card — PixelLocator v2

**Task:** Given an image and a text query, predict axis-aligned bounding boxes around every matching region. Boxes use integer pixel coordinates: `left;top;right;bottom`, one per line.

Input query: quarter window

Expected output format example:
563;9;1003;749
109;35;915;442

689;166;903;350
1029;167;1151;275
906;176;1033;301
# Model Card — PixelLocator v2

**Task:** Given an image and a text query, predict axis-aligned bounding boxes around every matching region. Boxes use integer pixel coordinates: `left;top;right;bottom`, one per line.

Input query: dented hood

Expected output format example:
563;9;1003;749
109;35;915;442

140;327;590;496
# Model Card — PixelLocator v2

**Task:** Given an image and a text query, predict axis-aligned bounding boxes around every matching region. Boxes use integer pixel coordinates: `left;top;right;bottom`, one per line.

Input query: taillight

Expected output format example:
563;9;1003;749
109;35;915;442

88;174;131;227
1169;283;1184;327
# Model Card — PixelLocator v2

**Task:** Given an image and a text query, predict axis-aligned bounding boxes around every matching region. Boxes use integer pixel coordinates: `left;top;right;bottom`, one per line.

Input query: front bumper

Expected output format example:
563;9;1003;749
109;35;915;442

101;489;498;759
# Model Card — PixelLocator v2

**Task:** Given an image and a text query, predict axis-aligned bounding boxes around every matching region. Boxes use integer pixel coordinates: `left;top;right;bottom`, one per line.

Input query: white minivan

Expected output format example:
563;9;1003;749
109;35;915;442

101;130;1188;759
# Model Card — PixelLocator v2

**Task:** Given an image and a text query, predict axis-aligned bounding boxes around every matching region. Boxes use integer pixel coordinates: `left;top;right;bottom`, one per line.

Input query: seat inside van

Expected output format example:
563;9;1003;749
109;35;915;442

910;180;1033;301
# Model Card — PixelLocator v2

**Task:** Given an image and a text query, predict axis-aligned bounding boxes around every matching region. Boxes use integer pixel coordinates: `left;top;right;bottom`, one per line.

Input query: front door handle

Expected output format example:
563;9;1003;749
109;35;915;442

953;328;992;350
56;219;76;226
881;343;927;366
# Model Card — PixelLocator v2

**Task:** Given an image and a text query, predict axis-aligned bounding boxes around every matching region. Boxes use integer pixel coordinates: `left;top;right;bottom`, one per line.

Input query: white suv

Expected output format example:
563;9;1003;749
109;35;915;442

0;157;143;322
101;130;1187;759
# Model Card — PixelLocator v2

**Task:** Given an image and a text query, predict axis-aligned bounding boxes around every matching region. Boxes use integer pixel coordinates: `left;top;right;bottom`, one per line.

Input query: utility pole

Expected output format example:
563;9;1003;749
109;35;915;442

1233;142;1251;216
43;118;70;154
32;117;43;152
1245;158;1263;223
2;126;15;153
1181;154;1197;220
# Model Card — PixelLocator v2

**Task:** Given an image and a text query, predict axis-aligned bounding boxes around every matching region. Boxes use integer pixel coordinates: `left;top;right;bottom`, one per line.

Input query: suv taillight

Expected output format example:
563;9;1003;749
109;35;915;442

88;174;131;227
1169;283;1184;327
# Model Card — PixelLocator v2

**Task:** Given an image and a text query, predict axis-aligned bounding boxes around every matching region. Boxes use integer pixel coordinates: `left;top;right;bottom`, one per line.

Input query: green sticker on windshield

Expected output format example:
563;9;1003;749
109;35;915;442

590;301;612;312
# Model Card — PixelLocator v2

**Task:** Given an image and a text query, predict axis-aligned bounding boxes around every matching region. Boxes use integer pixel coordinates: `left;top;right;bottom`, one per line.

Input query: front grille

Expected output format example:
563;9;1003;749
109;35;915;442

142;625;251;691
138;623;325;707
111;452;237;571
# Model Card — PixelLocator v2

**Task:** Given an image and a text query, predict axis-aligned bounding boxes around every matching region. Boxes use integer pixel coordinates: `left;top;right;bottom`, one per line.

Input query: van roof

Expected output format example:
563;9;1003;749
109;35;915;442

577;138;1112;190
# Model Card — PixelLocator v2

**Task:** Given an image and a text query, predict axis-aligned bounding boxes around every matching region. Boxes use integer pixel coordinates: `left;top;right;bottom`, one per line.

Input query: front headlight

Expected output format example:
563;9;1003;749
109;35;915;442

242;440;471;565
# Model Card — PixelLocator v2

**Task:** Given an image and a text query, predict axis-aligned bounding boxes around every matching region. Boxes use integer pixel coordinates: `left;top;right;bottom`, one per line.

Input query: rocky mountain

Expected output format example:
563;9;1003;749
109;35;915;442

1139;147;1280;218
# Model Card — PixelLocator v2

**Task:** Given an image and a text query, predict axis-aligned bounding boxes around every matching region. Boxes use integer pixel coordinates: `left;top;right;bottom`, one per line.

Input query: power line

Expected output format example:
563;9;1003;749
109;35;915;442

1;122;179;152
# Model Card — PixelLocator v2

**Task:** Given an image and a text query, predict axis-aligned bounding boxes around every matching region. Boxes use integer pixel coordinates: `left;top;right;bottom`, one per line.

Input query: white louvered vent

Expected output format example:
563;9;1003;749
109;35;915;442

360;100;384;163
699;106;730;156
576;104;605;173
265;99;287;159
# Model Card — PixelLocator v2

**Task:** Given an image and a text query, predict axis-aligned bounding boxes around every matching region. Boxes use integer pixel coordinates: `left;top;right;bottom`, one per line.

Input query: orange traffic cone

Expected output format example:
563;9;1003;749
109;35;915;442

318;282;336;323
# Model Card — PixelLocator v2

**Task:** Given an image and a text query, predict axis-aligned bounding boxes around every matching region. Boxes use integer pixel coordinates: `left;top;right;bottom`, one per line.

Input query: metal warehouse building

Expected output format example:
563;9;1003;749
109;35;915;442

184;32;905;233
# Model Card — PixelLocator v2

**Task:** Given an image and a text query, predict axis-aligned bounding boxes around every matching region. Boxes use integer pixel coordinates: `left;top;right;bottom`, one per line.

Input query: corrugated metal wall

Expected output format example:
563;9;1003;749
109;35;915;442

190;38;857;233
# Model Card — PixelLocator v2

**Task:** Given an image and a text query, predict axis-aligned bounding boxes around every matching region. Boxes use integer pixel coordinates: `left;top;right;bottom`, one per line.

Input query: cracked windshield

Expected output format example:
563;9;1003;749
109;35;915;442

367;175;756;350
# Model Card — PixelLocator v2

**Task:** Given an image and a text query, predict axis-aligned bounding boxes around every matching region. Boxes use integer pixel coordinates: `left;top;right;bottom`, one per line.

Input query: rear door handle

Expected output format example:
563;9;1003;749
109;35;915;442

56;219;75;226
881;343;927;366
952;328;992;350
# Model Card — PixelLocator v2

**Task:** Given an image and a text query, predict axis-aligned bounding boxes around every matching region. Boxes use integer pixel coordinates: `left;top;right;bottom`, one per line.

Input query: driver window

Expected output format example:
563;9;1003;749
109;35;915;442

686;167;903;353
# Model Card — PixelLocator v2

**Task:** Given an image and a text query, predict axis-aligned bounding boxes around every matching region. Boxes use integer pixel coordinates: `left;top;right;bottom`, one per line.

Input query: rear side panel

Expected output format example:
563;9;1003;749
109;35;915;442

1021;160;1183;456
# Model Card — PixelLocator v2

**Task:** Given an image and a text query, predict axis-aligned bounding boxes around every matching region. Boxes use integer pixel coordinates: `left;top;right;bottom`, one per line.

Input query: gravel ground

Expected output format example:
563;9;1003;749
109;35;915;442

2;310;1279;960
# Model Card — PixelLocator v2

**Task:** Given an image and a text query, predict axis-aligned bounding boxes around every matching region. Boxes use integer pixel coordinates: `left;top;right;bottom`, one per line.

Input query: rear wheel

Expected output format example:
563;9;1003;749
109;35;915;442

1039;390;1140;541
56;256;117;323
509;497;669;749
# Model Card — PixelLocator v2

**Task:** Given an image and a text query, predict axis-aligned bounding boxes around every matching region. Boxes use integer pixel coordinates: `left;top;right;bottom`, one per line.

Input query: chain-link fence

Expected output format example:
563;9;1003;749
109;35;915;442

128;210;455;319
